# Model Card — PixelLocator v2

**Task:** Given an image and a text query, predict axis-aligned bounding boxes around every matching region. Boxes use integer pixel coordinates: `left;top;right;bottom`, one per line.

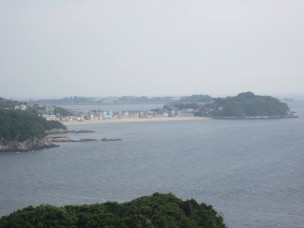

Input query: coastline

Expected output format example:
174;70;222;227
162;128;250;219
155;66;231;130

61;116;209;126
0;138;58;152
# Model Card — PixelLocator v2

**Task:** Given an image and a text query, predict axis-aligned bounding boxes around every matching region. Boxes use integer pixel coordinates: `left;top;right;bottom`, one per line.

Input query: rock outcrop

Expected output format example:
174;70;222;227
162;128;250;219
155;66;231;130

46;129;95;134
48;137;98;143
101;137;122;142
0;138;58;152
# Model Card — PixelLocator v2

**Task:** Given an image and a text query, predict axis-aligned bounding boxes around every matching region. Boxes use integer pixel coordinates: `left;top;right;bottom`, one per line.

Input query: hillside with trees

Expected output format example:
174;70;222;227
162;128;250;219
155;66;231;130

0;97;26;109
0;104;67;151
0;109;66;143
0;193;225;228
181;92;295;118
203;92;291;118
54;107;72;117
0;109;45;142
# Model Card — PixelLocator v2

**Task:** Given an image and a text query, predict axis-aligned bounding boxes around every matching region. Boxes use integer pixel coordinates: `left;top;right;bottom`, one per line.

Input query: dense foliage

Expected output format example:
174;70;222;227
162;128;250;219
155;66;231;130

0;109;66;143
54;107;72;117
0;97;25;109
0;193;225;228
199;92;290;117
0;109;45;142
42;119;67;131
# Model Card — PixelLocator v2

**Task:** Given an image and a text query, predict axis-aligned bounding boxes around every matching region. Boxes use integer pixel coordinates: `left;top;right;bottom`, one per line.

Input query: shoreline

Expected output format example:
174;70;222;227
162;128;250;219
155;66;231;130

61;116;209;126
0;138;58;152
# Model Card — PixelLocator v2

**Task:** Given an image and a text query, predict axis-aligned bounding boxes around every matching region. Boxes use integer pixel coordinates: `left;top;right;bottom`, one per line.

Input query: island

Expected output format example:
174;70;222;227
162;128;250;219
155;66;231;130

165;92;298;119
0;193;226;228
202;92;297;119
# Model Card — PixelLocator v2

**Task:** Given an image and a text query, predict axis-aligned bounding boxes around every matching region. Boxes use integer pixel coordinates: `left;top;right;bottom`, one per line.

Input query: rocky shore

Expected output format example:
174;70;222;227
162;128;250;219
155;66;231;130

48;137;122;143
0;138;58;152
48;137;98;143
101;137;122;141
0;128;122;152
46;129;95;134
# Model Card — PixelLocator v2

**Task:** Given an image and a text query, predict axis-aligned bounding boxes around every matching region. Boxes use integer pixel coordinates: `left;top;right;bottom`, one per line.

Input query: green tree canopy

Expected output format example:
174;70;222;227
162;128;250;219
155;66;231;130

0;193;226;228
208;92;289;117
54;107;72;117
0;97;25;109
0;109;66;143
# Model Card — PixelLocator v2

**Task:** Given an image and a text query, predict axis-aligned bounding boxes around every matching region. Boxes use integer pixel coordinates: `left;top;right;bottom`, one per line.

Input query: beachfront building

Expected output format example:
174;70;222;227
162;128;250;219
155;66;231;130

103;111;113;120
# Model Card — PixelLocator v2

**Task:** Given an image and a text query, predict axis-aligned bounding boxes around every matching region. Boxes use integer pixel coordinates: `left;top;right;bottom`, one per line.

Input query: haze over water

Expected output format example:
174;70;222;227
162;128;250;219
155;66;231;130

0;101;303;228
1;1;304;98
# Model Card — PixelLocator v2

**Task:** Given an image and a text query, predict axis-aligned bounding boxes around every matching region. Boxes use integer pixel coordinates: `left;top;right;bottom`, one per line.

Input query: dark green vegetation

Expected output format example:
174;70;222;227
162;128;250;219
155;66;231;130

163;92;294;118
0;97;26;109
202;92;290;117
0;193;225;228
54;107;72;117
0;109;66;143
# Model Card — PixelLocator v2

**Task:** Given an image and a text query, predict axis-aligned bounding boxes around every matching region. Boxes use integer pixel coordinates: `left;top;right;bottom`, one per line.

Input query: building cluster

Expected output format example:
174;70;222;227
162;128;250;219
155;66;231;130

40;107;195;122
14;104;28;111
12;102;196;122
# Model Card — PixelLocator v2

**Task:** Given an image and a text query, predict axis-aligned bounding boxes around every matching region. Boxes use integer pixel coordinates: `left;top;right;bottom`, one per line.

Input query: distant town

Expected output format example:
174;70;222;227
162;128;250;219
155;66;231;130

20;95;209;122
26;104;196;123
9;93;298;123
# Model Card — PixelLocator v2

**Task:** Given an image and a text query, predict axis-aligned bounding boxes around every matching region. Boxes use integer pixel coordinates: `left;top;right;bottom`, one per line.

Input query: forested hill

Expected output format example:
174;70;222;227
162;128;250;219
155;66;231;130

0;193;226;228
0;97;25;109
203;92;291;118
0;109;66;143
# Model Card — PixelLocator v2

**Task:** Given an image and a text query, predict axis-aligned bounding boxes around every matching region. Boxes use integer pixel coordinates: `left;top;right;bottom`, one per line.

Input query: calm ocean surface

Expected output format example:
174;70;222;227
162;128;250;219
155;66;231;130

0;101;304;228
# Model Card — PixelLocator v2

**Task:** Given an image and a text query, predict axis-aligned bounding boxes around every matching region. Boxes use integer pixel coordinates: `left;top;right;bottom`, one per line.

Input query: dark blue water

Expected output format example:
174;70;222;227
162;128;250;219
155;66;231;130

0;101;303;228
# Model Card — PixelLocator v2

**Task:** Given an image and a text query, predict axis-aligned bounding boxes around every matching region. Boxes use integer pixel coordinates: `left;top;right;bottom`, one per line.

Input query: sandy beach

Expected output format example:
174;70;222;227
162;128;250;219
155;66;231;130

61;116;209;126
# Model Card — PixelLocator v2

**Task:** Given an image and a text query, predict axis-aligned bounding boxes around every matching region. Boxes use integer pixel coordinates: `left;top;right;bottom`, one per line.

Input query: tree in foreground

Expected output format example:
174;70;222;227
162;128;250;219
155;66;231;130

0;193;226;228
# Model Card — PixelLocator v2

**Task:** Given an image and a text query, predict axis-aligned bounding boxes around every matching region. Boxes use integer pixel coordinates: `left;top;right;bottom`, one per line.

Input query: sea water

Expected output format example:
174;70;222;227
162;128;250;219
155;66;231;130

0;101;303;228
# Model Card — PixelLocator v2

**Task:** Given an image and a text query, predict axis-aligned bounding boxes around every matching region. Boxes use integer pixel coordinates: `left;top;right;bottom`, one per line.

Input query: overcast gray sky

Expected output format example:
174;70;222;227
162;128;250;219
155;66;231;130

0;0;303;98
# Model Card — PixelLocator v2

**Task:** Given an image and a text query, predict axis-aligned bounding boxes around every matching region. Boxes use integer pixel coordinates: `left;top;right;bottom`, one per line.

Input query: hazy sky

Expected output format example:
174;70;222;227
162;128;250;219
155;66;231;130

1;0;303;98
